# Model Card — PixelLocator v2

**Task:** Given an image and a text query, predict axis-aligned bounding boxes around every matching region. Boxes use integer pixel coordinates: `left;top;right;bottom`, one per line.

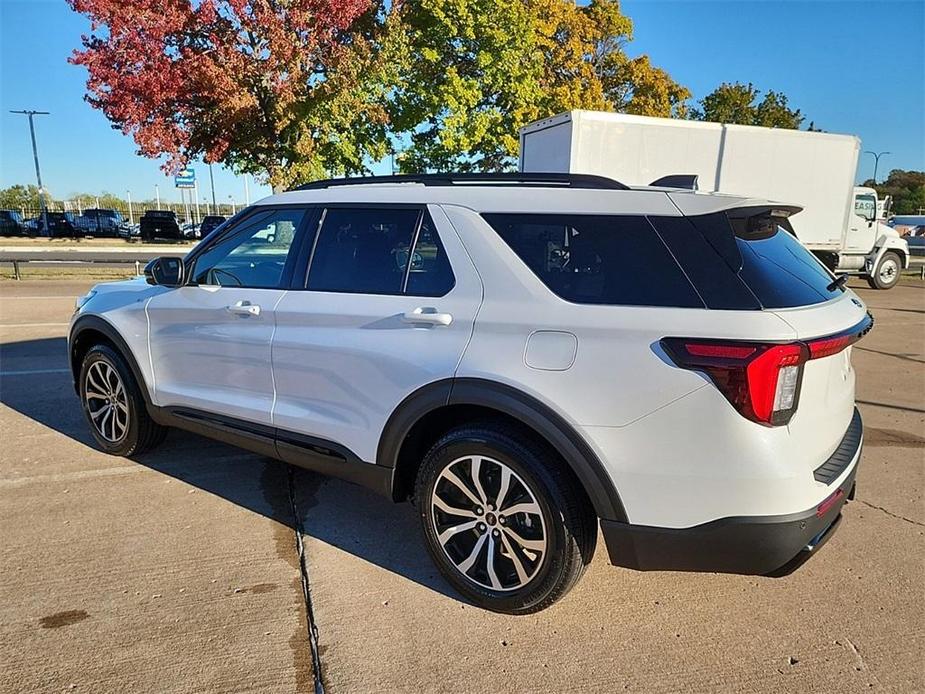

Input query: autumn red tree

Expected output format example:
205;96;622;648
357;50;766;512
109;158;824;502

69;0;392;189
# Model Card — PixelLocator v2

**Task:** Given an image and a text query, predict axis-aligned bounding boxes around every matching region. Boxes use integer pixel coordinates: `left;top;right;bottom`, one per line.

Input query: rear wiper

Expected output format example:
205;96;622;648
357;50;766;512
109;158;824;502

827;274;849;292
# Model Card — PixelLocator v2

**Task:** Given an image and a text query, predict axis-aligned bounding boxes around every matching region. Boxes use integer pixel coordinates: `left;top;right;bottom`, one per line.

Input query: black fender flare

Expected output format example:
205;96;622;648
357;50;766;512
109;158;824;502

69;314;153;406
377;377;628;522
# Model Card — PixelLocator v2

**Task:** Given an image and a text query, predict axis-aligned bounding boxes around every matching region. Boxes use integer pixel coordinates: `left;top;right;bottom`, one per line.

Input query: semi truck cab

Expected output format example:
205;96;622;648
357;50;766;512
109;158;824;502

841;186;909;289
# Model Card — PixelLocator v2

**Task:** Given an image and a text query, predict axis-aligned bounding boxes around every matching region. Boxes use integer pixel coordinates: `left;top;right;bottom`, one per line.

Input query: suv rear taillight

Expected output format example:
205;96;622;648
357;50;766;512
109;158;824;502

661;339;808;426
661;314;872;427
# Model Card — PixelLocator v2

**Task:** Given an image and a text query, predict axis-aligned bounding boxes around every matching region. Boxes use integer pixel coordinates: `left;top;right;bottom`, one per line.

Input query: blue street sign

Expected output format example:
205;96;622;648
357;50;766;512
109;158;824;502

174;168;196;189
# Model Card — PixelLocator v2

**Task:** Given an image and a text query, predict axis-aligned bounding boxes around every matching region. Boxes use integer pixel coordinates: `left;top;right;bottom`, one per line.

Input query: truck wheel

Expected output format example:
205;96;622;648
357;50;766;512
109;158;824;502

866;251;901;290
415;423;596;614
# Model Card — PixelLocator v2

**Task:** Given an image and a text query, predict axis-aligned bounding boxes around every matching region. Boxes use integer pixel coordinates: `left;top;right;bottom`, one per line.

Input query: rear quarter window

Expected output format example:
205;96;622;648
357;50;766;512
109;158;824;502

481;213;703;308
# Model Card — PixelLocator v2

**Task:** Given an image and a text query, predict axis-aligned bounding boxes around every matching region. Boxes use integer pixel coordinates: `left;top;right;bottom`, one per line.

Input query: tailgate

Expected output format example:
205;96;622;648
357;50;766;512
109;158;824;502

771;291;870;474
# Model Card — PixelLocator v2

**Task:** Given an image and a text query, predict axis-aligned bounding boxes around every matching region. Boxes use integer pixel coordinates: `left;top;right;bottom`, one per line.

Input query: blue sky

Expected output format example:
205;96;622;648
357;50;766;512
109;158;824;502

1;0;923;203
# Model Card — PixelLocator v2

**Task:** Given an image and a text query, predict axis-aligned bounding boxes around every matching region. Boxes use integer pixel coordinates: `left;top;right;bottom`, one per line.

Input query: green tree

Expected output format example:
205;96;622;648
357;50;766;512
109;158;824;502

387;0;689;172
0;185;45;209
67;191;130;208
692;82;805;129
863;169;925;215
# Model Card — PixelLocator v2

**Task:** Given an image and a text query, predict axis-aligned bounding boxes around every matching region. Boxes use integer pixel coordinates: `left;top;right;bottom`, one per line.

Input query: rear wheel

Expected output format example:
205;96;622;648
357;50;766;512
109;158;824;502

415;423;596;614
866;251;901;289
79;344;166;456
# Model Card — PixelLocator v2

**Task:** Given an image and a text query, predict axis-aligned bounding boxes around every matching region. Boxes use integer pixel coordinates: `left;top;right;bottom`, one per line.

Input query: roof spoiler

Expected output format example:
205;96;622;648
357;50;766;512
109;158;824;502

649;174;699;190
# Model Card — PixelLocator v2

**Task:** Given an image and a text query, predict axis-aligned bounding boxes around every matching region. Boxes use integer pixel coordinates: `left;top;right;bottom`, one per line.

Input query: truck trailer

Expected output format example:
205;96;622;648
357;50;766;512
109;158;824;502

520;111;909;289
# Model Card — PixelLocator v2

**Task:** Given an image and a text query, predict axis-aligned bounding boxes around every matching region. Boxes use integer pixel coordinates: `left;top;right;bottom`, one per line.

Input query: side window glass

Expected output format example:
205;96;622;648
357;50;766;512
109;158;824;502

193;208;305;288
482;213;702;307
405;213;455;296
307;208;420;294
854;195;876;221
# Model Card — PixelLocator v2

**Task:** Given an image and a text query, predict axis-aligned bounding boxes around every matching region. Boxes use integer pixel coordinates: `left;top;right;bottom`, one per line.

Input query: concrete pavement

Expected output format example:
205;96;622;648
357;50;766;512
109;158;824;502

1;278;923;693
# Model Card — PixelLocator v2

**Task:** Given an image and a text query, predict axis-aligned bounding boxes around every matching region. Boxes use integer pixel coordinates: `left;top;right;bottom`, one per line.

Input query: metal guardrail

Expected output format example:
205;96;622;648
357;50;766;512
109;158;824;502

0;247;190;279
1;257;146;280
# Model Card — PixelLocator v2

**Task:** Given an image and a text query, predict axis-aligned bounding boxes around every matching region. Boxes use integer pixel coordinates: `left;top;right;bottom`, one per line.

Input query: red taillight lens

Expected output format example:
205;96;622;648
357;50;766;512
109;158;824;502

806;334;854;359
686;344;757;359
745;344;806;424
661;339;809;426
661;314;873;427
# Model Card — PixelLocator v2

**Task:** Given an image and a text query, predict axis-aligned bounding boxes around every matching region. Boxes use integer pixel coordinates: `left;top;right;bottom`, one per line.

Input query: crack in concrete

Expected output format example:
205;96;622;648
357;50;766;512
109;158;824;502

841;637;884;690
857;499;925;528
287;466;326;694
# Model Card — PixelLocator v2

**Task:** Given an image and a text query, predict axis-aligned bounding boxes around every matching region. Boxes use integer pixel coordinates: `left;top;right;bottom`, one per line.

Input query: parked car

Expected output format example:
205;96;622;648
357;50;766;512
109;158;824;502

139;210;182;242
70;173;870;613
0;209;27;236
77;208;128;238
118;222;142;240
180;222;201;239
199;215;226;237
20;212;75;237
46;211;80;237
903;227;925;257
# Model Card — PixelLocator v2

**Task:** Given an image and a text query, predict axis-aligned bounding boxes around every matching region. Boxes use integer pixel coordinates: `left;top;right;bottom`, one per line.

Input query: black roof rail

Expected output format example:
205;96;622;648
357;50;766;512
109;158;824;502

290;172;630;191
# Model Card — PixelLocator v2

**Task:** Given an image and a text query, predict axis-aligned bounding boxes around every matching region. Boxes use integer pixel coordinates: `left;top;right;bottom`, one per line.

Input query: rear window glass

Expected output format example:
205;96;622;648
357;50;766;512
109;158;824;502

733;222;843;308
481;214;703;308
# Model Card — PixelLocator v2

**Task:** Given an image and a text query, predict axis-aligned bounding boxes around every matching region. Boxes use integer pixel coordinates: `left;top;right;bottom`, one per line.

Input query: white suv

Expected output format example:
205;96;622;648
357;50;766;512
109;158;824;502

70;173;870;614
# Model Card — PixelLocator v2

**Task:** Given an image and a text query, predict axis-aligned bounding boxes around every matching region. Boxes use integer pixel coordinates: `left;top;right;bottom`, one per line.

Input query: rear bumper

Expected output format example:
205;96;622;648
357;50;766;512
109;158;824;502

601;419;862;576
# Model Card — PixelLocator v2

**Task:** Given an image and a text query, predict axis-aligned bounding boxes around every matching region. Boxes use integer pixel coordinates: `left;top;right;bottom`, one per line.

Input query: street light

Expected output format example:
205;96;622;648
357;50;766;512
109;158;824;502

10;110;50;235
228;195;236;215
155;184;160;209
126;190;134;225
864;151;890;183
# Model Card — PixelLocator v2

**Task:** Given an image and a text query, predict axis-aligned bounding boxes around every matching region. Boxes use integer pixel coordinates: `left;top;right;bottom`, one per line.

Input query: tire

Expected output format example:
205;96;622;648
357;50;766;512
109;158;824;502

79;344;166;456
415;423;597;614
866;251;902;290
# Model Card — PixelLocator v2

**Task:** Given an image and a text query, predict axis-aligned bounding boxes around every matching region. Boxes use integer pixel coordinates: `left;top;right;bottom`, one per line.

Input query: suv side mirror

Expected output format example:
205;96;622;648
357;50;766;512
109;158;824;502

144;256;185;286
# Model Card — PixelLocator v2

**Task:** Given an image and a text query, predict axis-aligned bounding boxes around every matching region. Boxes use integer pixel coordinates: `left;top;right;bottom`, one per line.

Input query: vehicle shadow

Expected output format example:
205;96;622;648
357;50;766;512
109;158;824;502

0;336;460;602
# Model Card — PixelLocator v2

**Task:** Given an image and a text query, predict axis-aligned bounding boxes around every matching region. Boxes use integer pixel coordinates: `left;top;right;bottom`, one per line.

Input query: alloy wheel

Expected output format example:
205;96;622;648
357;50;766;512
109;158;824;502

431;455;547;591
84;361;129;443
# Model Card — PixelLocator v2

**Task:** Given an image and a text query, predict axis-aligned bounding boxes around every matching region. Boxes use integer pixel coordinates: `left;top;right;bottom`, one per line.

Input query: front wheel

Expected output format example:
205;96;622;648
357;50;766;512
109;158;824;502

415;424;596;614
867;251;902;289
79;344;166;456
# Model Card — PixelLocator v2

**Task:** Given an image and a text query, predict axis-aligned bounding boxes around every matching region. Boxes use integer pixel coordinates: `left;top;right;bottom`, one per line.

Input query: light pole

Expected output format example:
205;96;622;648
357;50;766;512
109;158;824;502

243;174;250;205
126;190;134;225
155;184;160;209
864;151;890;183
228;195;236;215
10;110;50;235
209;163;217;209
193;180;201;223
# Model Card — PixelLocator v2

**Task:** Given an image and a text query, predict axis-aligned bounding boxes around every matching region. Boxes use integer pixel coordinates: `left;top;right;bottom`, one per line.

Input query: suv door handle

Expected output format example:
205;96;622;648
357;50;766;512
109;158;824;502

401;307;453;326
227;300;261;317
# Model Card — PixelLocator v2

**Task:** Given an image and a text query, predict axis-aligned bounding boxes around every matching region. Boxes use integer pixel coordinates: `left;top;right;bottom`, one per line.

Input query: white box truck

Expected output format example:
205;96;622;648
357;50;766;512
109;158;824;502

520;111;909;289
